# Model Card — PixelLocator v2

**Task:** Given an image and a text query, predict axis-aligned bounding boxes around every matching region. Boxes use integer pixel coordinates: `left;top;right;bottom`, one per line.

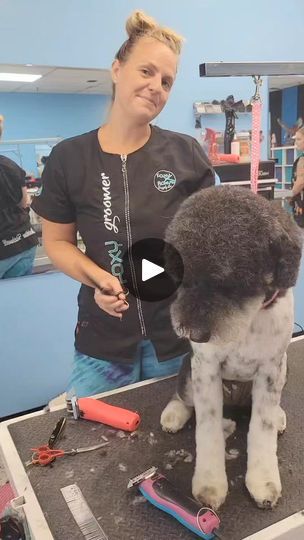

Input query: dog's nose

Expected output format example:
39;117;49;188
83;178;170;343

189;330;211;343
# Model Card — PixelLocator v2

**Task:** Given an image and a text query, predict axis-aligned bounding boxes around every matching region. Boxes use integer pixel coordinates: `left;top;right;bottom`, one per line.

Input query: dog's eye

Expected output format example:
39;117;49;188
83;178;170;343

190;330;211;343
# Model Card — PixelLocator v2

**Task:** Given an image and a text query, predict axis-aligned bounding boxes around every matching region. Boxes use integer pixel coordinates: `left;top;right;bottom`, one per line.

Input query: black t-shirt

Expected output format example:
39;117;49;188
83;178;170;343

0;155;38;260
291;154;304;228
31;126;215;362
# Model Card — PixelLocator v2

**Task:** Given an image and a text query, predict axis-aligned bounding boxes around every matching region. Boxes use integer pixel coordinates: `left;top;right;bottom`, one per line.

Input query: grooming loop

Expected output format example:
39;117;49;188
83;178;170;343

196;506;221;537
250;75;262;194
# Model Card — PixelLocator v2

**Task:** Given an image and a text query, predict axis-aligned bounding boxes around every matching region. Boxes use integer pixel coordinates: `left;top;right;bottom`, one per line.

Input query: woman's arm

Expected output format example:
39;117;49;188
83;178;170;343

42;218;128;318
18;186;31;209
292;157;304;196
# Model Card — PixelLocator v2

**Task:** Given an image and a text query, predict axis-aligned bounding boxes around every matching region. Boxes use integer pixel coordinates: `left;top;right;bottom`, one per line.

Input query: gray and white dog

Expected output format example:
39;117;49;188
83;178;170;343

161;185;302;510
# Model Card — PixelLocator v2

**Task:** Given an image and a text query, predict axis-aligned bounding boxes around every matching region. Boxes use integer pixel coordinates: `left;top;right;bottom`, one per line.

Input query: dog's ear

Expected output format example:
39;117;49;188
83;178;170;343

163;241;184;285
270;213;303;289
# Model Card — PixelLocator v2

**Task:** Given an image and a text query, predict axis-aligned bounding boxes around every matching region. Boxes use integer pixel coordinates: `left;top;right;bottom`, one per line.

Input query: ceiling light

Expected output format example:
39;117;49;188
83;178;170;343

0;72;42;82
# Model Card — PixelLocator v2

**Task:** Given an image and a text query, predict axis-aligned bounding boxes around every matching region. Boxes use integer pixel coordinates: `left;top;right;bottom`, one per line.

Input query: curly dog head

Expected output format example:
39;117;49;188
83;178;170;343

165;186;303;343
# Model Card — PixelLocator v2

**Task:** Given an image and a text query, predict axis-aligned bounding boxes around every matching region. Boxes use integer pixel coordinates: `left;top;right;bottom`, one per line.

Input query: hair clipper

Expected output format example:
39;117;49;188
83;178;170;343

66;392;140;432
127;467;222;539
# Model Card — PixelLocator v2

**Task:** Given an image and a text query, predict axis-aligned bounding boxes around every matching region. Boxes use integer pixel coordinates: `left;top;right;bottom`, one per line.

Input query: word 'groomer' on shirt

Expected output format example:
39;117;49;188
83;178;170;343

100;172;120;233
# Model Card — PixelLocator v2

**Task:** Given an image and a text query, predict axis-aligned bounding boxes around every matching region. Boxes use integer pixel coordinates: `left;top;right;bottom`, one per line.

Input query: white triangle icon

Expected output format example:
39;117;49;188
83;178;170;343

142;259;164;282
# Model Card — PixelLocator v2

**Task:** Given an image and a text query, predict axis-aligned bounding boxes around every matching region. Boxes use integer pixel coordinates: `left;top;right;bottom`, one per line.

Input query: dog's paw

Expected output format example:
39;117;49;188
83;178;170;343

160;399;192;433
192;471;228;510
222;418;236;440
277;406;286;435
246;470;282;509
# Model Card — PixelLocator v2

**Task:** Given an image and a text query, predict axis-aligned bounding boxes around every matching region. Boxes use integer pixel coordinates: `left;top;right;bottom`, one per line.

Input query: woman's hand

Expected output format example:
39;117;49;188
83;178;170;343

94;274;129;319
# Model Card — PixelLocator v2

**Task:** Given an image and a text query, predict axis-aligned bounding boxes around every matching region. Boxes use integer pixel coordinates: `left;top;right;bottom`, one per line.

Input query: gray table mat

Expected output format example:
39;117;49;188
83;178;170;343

7;340;304;540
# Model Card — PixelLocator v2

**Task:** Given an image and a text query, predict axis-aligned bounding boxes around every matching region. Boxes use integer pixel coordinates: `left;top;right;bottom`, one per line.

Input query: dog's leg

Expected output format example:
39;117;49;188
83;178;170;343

222;417;236;440
161;353;193;432
246;352;287;508
191;350;228;510
277;405;286;434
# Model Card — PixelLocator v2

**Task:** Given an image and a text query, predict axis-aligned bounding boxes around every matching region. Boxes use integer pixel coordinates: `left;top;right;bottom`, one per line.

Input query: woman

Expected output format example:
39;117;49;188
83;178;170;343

32;10;214;397
0;115;38;279
291;126;304;228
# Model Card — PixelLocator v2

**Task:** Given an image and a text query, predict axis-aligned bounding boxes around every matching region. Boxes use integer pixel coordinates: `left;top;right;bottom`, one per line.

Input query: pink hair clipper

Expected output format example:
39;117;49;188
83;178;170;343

127;467;222;539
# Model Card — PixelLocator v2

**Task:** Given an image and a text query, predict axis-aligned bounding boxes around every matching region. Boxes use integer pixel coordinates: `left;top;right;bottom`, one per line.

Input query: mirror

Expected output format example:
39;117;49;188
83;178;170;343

268;75;304;211
0;63;112;277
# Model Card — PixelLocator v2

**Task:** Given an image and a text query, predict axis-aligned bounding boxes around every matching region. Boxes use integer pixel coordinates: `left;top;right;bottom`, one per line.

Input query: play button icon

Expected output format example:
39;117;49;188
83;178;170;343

122;238;184;302
142;259;164;282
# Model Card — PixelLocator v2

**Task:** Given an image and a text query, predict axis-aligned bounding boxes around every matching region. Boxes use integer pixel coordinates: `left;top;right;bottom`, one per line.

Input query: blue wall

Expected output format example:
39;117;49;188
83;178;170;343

1;93;109;140
281;86;299;143
1;0;304;416
0;273;79;418
1;92;109;174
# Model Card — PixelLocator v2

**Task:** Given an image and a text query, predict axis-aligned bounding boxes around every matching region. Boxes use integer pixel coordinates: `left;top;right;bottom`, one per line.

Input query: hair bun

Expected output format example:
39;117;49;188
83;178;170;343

114;10;183;65
126;10;157;38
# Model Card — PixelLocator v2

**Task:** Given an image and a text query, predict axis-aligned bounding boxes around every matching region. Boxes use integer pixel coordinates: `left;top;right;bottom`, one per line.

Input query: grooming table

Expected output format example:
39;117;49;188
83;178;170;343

0;338;303;540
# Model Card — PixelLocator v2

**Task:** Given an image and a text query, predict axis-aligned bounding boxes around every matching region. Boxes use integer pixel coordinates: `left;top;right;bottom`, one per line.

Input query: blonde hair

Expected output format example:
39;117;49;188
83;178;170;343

296;126;304;136
115;10;184;63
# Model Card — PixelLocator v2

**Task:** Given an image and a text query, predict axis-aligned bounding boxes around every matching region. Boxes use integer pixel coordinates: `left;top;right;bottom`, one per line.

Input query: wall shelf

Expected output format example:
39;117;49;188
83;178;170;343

270;145;298;189
194;101;251;115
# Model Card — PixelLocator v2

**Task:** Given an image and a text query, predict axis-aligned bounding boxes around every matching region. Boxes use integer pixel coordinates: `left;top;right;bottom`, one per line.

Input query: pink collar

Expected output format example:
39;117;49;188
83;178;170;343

262;289;280;309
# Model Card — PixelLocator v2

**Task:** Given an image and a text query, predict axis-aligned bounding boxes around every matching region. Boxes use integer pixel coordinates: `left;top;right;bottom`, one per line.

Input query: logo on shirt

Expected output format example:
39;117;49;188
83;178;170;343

2;228;35;246
105;240;127;283
101;172;120;233
154;170;176;192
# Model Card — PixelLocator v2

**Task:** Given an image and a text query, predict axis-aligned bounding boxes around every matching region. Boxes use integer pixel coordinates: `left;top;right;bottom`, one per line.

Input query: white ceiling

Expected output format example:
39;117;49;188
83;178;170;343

0;64;112;94
269;75;304;91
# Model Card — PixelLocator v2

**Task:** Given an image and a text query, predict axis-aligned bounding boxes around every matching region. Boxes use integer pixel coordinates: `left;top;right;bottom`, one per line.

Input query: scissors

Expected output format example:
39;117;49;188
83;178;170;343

98;286;130;307
28;441;109;466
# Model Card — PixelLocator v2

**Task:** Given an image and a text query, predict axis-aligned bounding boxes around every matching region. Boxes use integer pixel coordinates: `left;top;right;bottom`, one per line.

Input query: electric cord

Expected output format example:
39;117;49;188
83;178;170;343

294;321;304;332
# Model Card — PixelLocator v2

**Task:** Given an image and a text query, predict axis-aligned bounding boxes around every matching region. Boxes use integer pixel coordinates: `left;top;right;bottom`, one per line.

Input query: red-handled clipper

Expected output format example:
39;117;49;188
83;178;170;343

66;394;141;432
